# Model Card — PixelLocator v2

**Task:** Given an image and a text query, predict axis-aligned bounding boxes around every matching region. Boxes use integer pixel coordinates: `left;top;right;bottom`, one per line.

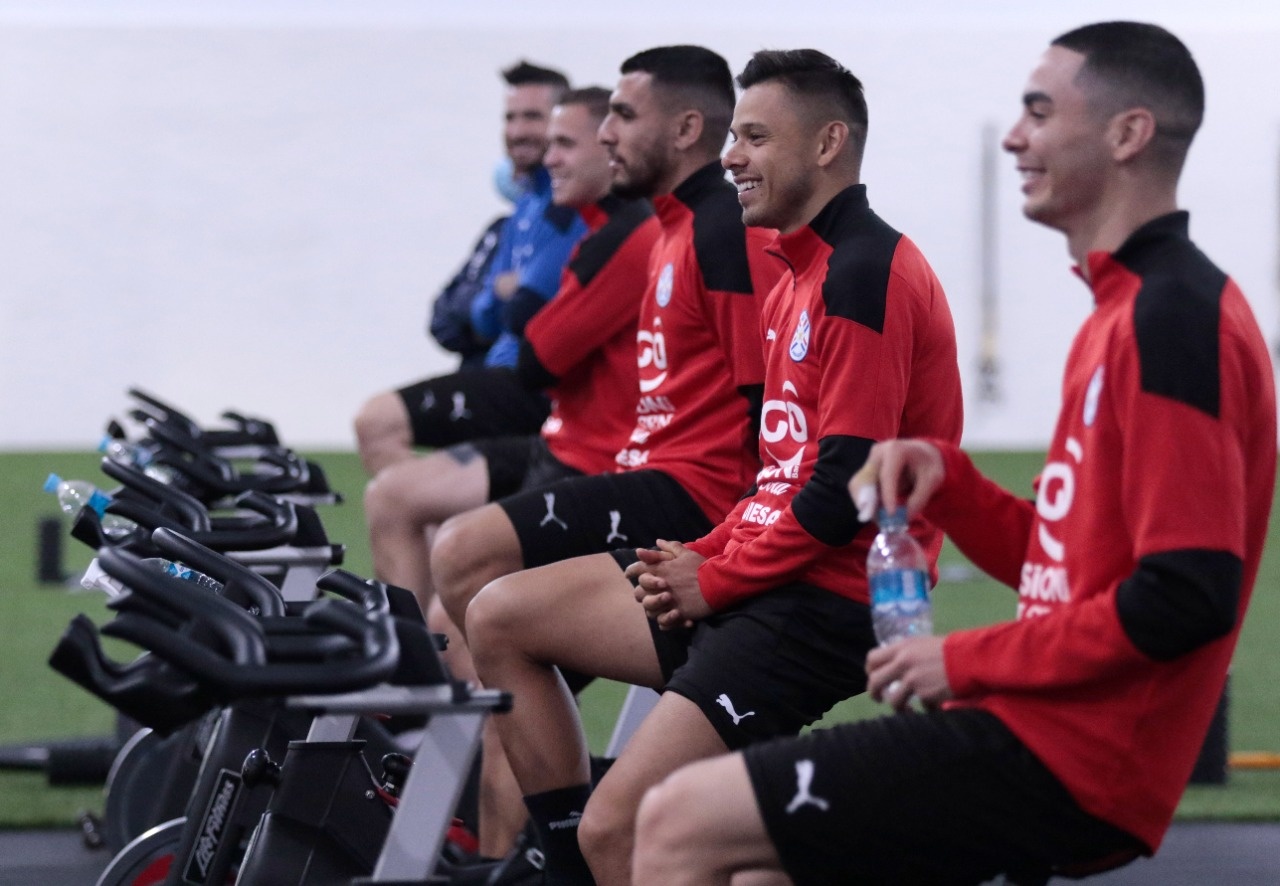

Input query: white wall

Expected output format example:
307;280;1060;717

2;0;1277;449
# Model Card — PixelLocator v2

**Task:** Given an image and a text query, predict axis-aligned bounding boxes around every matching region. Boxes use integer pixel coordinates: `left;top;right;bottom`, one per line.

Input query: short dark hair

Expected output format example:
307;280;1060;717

502;60;570;101
558;86;612;123
620;45;735;152
1052;21;1203;167
736;49;868;156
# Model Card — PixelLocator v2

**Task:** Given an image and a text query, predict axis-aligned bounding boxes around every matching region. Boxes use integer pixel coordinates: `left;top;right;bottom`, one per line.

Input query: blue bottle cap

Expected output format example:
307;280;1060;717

86;489;111;517
876;505;909;530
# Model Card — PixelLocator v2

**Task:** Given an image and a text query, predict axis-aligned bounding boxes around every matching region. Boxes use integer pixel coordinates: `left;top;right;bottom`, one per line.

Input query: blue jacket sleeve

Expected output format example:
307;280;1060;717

469;226;516;342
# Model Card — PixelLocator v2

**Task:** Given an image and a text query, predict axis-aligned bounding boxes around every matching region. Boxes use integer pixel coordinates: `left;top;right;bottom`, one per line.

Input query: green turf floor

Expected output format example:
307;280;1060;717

0;449;1276;827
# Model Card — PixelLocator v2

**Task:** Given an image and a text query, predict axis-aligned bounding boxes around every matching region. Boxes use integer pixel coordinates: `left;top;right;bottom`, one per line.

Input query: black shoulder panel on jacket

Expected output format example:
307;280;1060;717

568;198;653;288
1129;246;1225;418
690;185;755;295
543;202;581;234
818;211;902;335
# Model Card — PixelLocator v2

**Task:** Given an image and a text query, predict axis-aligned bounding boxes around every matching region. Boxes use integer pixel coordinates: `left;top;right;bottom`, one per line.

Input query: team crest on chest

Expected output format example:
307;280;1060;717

789;310;811;362
656;262;674;308
1083;365;1104;427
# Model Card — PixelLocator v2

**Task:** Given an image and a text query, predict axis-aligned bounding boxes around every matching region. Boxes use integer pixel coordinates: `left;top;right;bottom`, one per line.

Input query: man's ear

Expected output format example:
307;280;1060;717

816;120;851;168
1109;108;1158;163
673;109;705;151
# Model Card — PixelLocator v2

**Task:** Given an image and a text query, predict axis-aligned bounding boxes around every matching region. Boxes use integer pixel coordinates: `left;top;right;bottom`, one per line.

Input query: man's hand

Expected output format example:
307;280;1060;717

625;539;710;630
848;439;946;522
493;270;521;301
865;635;953;712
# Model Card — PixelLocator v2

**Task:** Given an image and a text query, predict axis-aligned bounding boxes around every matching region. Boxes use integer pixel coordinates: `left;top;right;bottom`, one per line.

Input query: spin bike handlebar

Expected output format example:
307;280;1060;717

93;460;302;552
127;387;280;448
97;546;400;697
143;421;313;497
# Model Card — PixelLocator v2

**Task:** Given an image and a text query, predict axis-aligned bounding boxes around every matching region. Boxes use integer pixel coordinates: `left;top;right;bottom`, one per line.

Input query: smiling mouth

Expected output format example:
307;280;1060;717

736;181;759;193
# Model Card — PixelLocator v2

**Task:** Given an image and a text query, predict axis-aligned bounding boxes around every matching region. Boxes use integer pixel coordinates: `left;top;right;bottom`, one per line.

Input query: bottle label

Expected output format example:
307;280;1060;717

870;568;929;614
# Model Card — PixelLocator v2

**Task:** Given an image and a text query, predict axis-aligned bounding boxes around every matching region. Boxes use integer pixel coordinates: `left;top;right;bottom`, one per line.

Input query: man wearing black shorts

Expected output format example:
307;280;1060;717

353;60;581;475
365;87;658;857
432;45;777;651
633;24;1276;886
363;87;656;621
457;49;962;885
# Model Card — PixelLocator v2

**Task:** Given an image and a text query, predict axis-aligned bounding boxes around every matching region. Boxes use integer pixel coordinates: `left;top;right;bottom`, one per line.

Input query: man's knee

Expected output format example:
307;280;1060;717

354;392;411;458
463;573;528;666
433;509;521;626
363;459;426;531
578;781;636;873
362;470;398;533
634;776;683;862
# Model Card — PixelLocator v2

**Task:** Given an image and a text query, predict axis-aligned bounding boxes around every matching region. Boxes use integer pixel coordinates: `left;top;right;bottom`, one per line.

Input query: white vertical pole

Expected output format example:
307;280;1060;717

977;121;1001;403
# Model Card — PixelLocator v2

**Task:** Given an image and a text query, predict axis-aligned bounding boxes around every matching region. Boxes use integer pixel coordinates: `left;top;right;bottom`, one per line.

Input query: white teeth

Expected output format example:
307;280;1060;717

736;181;758;193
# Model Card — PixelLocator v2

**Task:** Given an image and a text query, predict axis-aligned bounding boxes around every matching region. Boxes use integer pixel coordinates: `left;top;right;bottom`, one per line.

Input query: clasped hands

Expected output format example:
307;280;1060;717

624;539;710;630
622;438;956;708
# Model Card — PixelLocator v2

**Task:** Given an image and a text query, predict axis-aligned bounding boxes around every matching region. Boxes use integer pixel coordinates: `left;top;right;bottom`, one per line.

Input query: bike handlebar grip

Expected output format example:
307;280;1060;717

48;614;214;733
103;613;260;693
99;458;213;531
105;600;399;697
218;410;280;445
128;388;200;437
229;491;298;542
150;528;285;617
315;569;390;615
99;546;270;662
254;448;309;491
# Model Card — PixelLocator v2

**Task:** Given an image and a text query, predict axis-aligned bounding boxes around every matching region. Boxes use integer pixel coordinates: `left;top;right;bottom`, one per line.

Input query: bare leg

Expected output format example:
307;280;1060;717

432;503;526;637
633;754;790;886
579;693;730;886
363;448;487;613
466;555;664;797
427;596;525;857
354;390;417;475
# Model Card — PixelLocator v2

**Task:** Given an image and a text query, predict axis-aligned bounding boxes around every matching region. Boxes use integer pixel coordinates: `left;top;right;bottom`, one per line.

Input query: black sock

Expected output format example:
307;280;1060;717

524;784;595;885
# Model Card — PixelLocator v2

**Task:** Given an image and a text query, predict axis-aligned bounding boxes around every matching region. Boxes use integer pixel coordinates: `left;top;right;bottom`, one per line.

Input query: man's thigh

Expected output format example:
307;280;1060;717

742;708;1144;886
396;368;549;448
497;469;714;569
633;751;786;885
654;585;875;750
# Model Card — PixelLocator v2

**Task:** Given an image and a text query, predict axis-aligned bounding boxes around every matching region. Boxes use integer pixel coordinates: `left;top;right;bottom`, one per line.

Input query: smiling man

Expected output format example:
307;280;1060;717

459;47;962;885
633;23;1276;886
354;61;584;475
431;45;782;885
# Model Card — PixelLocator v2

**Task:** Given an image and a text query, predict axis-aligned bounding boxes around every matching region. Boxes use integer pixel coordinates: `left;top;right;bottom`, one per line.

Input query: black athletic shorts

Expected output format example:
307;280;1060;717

497;469;715;570
611;562;874;751
742;707;1146;885
396;368;550;448
448;436;581;503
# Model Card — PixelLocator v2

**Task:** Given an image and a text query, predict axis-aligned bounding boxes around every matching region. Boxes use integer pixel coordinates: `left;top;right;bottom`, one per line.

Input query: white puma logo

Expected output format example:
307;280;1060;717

715;693;756;726
605;510;628;544
449;392;472;421
766;328;778;341
785;760;829;814
539;492;568;530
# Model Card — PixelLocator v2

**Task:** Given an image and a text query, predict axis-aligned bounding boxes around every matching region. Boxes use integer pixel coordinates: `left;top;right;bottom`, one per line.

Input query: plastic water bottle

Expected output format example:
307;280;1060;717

146;558;224;593
867;506;933;645
43;473;136;539
80;556;224;596
99;436;175;483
